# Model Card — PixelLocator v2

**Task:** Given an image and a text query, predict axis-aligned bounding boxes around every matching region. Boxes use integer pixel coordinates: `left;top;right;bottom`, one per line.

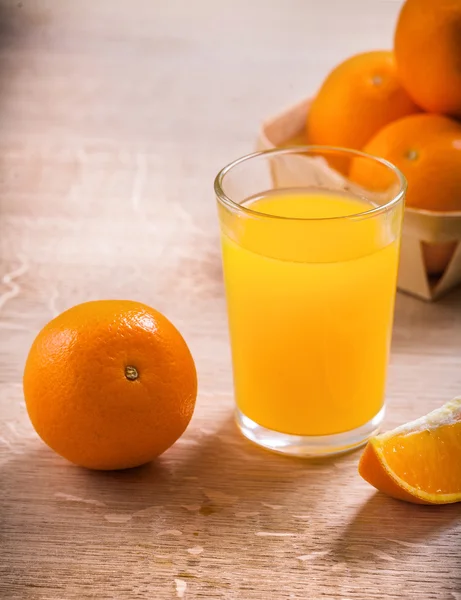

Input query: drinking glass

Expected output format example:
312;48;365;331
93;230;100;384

215;146;406;456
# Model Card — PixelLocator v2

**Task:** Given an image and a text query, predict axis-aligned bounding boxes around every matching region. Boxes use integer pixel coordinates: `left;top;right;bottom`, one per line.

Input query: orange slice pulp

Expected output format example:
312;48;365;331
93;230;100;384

358;396;461;504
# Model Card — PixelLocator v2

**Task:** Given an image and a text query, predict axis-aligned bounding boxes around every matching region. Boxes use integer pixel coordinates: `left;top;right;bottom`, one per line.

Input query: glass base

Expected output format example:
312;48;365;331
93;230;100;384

235;405;385;457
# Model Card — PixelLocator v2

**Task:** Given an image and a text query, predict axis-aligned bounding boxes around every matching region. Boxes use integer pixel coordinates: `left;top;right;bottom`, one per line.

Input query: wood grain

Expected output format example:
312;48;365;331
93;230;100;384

0;1;460;599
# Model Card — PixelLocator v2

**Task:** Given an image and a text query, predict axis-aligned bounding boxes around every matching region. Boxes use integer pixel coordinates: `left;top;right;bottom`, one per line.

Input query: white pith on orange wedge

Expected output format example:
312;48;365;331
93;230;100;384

359;396;461;505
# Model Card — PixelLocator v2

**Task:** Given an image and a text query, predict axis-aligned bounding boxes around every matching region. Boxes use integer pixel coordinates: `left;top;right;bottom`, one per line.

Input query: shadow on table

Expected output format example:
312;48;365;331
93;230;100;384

332;491;460;564
80;411;348;508
2;411;459;581
1;412;353;526
394;284;461;328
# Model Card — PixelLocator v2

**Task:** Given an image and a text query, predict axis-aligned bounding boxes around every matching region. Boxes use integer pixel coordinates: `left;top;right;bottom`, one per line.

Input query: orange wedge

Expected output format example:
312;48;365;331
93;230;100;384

359;397;461;505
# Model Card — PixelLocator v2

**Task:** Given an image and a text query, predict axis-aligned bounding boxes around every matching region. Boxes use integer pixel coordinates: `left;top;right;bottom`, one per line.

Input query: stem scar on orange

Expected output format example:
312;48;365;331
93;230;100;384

23;300;198;470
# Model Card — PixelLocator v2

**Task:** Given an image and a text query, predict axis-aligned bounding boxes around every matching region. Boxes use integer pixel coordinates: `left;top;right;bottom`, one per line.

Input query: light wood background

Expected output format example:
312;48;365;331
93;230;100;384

1;1;460;599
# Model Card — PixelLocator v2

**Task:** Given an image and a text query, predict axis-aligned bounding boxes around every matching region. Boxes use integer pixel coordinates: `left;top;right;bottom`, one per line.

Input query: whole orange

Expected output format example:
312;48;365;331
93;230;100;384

350;114;461;275
350;114;461;211
23;300;198;470
307;51;420;155
394;0;461;117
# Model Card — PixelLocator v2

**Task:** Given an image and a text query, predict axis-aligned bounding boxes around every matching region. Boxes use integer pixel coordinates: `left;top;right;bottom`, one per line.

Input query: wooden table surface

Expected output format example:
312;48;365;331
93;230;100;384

1;1;460;598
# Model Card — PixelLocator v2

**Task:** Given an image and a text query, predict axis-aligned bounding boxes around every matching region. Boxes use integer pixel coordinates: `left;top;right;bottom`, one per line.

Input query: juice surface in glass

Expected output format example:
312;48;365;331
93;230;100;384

221;188;400;437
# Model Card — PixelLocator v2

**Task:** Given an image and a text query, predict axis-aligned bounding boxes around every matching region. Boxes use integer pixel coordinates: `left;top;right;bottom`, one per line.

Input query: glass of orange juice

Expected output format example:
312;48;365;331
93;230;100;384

215;146;406;456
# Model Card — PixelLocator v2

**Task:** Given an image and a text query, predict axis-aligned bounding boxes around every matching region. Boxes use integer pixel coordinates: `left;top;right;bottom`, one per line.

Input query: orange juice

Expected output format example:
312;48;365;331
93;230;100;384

221;189;400;437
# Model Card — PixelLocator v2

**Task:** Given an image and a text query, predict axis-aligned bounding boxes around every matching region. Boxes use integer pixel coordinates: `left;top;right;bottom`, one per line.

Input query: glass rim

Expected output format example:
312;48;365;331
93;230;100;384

214;145;407;222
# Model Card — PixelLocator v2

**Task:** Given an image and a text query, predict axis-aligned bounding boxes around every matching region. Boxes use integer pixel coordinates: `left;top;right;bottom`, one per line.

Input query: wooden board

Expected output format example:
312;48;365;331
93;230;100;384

0;1;460;599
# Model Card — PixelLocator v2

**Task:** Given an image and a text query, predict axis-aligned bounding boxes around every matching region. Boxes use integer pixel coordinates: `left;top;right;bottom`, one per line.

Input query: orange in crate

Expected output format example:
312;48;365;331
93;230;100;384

350;114;461;212
350;113;461;275
395;0;461;117
307;51;420;155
